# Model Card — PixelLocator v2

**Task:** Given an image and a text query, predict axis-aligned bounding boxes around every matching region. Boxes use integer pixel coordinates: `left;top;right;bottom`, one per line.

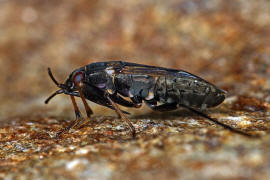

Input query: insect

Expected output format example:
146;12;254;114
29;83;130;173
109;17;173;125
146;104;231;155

45;61;253;138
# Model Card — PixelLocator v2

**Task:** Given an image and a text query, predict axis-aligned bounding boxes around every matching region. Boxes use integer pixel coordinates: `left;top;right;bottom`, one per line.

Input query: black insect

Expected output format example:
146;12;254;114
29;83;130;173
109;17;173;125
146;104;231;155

45;61;253;138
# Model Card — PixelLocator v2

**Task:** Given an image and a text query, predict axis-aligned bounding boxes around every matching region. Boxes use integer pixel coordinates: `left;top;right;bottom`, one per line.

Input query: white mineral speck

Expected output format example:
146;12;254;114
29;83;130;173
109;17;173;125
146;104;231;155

66;159;88;170
75;148;90;155
221;116;246;122
115;125;124;130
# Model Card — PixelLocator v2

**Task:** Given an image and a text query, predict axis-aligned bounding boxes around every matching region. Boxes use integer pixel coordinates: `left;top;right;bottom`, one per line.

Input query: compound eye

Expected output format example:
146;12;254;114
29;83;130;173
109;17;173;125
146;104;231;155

73;72;84;85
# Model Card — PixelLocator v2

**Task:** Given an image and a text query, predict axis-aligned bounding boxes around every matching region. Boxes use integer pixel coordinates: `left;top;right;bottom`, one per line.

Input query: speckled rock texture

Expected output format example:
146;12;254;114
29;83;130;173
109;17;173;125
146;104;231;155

0;0;270;180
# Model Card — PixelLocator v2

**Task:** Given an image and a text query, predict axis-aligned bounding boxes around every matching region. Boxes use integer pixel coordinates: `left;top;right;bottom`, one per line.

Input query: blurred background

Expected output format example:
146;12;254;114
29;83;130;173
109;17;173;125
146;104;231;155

0;0;269;117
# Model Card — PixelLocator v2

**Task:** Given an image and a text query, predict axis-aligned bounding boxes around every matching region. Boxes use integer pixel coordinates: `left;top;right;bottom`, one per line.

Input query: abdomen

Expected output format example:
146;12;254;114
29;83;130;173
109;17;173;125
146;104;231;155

154;75;226;109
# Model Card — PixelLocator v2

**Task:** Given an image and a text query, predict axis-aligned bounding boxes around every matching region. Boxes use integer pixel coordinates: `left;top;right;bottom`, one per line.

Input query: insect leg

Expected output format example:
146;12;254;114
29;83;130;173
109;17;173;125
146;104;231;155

109;93;138;107
147;102;179;112
130;96;142;108
56;95;85;137
105;94;136;138
67;73;94;129
72;85;94;129
77;87;93;117
80;83;131;114
180;104;259;138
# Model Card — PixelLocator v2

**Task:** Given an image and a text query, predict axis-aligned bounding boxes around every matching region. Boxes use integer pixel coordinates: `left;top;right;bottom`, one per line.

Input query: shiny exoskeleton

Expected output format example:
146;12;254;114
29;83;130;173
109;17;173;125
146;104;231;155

45;61;254;138
66;61;225;109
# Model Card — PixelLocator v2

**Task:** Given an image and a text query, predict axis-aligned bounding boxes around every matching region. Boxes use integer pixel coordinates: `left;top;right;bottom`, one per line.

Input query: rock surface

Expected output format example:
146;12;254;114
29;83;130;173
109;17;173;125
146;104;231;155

0;0;270;179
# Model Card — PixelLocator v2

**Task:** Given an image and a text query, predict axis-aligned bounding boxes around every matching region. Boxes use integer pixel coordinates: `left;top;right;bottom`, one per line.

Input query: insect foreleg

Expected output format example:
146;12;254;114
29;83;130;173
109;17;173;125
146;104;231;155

72;72;93;118
56;95;86;137
77;86;93;117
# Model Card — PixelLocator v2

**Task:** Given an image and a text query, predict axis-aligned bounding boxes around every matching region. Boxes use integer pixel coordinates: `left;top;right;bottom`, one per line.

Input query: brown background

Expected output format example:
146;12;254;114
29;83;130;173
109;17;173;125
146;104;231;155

0;0;270;179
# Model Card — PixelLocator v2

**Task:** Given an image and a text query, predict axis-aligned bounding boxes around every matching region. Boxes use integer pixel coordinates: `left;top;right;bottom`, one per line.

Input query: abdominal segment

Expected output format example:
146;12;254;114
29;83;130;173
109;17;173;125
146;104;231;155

154;76;225;109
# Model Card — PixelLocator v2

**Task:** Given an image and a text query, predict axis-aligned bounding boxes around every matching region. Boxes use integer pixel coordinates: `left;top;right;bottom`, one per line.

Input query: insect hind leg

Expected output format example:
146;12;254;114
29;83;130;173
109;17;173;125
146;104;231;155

131;96;143;108
105;93;136;138
145;100;178;112
179;104;258;138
